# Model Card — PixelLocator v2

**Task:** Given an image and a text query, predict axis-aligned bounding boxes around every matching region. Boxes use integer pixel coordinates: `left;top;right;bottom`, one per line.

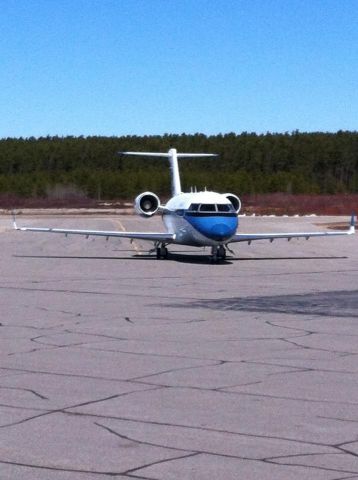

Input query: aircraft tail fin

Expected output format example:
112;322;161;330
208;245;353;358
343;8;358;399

119;149;217;196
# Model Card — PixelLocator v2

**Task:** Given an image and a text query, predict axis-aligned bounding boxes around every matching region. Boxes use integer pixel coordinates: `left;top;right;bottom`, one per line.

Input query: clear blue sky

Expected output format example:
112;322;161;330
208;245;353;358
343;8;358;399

1;0;357;138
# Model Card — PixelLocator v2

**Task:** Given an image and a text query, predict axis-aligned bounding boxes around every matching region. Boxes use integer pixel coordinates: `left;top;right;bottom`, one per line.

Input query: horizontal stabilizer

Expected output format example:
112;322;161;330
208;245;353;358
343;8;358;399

119;148;217;196
119;151;217;158
119;152;169;157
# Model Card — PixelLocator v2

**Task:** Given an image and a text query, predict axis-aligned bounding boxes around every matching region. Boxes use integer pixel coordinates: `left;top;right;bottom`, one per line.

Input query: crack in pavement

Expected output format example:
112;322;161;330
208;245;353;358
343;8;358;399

3;362;358;407
0;284;115;296
62;410;338;450
114;424;358;477
128;360;223;382
122;452;201;476
3;409;358;477
0;386;163;429
95;421;194;454
0;385;48;400
242;360;358;377
0;459;160;478
122;379;358;407
95;421;348;475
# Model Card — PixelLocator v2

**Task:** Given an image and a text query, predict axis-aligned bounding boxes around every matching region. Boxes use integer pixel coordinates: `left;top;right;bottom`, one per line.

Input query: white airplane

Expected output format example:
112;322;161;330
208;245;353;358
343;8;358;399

13;148;355;262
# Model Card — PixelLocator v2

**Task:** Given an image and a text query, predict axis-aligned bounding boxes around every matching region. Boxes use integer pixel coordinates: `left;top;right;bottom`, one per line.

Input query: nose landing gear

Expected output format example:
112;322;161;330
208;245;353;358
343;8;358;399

211;245;227;263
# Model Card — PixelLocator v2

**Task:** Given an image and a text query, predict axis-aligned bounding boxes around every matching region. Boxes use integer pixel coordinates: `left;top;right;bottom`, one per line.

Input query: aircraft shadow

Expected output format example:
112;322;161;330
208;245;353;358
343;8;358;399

13;254;152;261
13;254;347;265
13;253;223;264
166;254;347;264
229;255;347;261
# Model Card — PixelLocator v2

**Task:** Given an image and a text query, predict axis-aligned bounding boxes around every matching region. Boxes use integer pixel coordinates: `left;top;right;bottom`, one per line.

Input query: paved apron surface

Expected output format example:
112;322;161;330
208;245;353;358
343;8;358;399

0;214;357;479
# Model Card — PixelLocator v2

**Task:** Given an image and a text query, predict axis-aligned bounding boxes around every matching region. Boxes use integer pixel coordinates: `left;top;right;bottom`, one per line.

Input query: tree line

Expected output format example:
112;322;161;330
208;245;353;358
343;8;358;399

0;131;357;202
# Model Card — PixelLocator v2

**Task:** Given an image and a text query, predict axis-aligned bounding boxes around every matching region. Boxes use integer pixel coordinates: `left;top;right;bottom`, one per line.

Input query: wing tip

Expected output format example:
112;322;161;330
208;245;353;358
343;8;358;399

350;213;356;233
11;210;18;230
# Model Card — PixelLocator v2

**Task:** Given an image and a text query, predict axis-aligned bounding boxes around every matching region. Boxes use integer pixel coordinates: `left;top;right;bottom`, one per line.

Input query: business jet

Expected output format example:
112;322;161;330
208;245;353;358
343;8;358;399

13;148;355;262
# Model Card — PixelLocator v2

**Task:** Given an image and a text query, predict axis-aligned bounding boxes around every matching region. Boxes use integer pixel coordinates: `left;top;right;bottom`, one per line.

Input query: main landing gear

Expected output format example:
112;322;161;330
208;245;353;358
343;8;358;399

153;243;229;262
211;245;227;263
156;244;168;259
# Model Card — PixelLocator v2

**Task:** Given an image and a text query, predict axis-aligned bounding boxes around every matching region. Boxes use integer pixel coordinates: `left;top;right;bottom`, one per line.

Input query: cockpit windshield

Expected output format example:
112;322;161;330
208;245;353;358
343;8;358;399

189;203;200;211
199;204;216;212
217;204;232;212
188;203;235;212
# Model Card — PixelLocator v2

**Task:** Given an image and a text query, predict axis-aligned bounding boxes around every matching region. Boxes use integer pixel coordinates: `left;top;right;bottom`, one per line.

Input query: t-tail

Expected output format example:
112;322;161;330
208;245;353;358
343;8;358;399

119;148;217;196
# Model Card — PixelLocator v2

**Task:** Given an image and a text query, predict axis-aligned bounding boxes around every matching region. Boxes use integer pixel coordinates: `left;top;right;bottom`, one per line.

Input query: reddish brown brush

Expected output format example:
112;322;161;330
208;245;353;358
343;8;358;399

1;193;357;215
241;194;358;215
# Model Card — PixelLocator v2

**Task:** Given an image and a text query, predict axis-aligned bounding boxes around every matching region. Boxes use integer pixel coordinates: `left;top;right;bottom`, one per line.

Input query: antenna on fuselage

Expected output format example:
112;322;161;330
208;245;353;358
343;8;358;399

118;149;217;196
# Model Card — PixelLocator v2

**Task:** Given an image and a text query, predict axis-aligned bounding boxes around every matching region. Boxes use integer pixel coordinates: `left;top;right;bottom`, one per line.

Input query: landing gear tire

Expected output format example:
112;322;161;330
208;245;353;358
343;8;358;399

210;246;226;263
218;245;226;260
156;245;168;260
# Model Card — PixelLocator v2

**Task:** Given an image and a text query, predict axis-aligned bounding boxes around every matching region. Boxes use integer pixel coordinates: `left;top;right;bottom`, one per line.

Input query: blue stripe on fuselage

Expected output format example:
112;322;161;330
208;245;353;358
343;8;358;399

184;212;238;241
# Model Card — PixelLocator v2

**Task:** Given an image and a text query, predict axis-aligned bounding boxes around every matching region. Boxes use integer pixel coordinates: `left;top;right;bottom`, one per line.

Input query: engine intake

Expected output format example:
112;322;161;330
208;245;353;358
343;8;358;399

134;192;160;217
224;193;241;213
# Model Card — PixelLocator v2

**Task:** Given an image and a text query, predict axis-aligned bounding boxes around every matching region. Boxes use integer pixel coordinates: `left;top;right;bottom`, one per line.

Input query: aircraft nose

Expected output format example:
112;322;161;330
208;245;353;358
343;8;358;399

185;214;238;241
209;222;235;241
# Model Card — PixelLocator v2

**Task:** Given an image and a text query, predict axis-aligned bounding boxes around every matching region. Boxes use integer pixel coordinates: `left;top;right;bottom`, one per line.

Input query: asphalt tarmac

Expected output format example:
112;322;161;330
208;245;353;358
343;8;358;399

0;213;357;479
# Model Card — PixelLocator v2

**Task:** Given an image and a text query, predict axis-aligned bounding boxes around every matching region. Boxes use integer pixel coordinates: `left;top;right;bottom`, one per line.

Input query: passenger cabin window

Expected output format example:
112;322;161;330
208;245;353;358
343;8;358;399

199;204;216;212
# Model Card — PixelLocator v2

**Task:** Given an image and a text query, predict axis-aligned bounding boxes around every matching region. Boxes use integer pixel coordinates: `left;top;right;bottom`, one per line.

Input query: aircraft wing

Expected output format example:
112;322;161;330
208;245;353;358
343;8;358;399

13;219;175;243
229;214;355;244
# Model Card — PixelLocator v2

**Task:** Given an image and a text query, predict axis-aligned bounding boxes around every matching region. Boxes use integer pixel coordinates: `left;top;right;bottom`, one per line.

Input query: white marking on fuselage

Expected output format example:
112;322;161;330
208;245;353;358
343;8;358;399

165;190;232;210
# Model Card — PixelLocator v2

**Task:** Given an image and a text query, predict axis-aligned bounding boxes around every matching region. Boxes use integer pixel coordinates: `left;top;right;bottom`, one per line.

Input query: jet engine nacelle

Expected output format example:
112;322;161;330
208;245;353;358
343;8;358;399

224;193;241;213
134;191;160;217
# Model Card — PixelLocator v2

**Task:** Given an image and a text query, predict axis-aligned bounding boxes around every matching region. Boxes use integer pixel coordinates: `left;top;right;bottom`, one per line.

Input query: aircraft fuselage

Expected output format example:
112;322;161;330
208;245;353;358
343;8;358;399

163;191;238;246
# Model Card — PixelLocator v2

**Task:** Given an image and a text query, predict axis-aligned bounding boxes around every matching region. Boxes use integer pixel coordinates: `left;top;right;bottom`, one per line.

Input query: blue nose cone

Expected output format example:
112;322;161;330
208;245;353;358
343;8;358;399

186;215;238;241
210;222;235;241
